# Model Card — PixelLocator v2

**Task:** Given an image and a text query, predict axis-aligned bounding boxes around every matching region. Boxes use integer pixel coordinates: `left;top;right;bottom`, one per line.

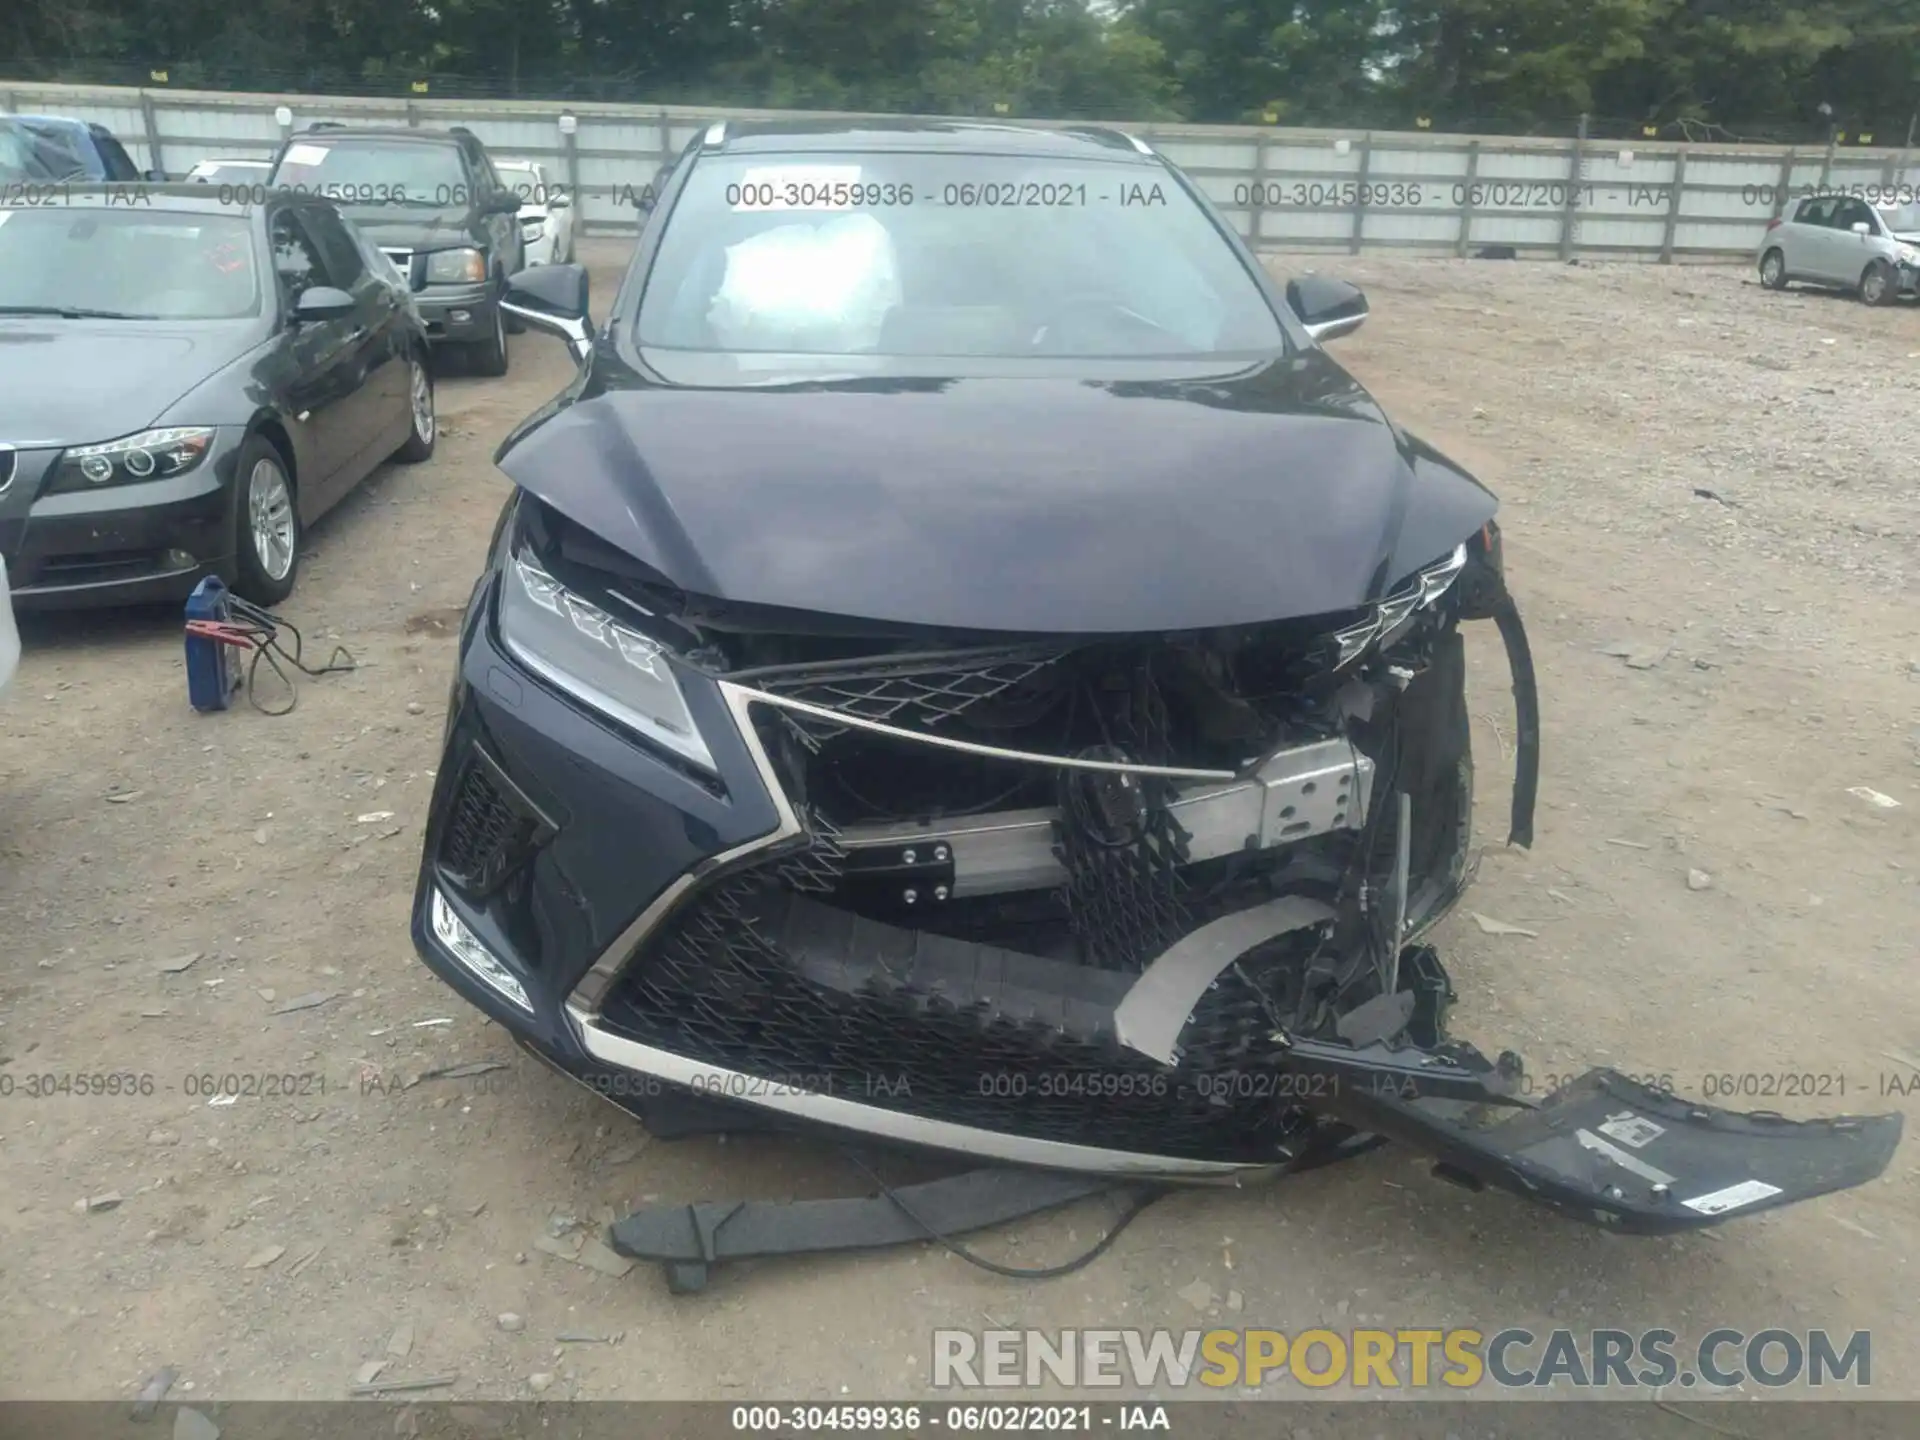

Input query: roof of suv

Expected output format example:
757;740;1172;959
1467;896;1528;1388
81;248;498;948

710;119;1157;161
288;125;467;145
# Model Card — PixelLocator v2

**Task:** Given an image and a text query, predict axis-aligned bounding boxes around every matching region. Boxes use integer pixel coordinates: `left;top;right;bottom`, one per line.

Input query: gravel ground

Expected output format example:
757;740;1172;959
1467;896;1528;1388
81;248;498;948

0;242;1915;1415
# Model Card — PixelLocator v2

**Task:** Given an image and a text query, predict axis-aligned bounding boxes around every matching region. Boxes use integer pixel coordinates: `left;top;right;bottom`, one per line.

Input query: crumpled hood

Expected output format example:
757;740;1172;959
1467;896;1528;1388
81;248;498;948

501;356;1499;634
0;322;255;448
343;210;473;250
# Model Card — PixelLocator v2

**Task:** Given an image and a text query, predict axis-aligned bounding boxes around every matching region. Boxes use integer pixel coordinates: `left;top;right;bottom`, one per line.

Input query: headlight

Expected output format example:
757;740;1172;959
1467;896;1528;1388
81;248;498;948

497;551;715;772
520;218;546;242
1329;543;1469;668
54;427;215;491
424;247;487;284
1898;243;1920;266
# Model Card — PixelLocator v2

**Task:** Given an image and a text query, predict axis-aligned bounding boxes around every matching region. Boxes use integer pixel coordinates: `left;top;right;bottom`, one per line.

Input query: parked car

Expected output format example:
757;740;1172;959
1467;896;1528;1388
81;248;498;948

1757;192;1920;304
0;184;435;608
266;124;527;374
185;157;272;187
0;114;161;183
495;159;575;267
405;120;1899;1233
0;554;17;698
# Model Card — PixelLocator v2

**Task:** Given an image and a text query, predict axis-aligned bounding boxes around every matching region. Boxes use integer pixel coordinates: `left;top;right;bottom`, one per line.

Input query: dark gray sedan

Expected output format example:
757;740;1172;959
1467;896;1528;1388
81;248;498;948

0;184;436;608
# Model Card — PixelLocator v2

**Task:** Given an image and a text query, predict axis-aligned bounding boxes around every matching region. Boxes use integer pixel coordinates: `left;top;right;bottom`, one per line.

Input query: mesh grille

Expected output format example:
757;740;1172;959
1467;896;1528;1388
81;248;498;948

751;646;1065;744
602;866;1312;1163
438;751;544;895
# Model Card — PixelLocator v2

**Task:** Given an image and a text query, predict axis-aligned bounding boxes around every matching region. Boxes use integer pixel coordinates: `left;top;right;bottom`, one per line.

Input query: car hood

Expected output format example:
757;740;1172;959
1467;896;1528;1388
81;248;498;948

345;210;474;249
500;355;1500;634
0;321;260;448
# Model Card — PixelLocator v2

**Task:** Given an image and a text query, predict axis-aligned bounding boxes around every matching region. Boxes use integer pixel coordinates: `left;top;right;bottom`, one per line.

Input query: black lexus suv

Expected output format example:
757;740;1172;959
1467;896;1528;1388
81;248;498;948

405;120;1898;1234
267;124;525;373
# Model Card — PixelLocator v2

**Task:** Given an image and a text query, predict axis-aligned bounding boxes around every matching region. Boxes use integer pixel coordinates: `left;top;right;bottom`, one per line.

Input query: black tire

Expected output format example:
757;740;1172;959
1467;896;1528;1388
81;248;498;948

1759;248;1789;290
1861;259;1897;306
469;299;510;377
231;433;301;607
394;349;437;463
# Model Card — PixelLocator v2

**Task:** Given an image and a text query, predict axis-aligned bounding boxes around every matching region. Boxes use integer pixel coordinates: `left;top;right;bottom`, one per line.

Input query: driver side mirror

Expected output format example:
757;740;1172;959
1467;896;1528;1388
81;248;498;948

1851;220;1871;235
502;263;593;363
485;191;525;216
1286;276;1369;342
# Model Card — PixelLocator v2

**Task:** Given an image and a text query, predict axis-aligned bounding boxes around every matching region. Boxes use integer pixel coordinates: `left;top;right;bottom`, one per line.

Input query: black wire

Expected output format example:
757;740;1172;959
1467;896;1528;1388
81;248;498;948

842;1150;1167;1280
224;598;357;716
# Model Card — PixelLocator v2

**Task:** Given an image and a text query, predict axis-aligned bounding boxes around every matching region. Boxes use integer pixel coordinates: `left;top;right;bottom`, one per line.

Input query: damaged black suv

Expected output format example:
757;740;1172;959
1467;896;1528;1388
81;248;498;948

412;120;1897;1233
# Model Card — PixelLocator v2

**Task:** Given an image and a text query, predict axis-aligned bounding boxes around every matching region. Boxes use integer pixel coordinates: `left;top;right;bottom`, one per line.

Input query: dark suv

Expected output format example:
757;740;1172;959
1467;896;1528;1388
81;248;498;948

267;124;525;373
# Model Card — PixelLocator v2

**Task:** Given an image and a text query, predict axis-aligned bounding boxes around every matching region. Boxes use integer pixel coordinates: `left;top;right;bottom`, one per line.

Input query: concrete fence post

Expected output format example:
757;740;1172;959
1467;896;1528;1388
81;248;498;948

1659;149;1688;263
1349;132;1372;256
1251;131;1269;250
1455;140;1480;257
1559;113;1588;262
138;90;166;176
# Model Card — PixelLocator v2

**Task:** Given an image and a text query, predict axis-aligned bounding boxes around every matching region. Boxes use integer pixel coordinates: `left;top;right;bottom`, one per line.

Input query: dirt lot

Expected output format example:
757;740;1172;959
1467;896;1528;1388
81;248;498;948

1;240;1916;1408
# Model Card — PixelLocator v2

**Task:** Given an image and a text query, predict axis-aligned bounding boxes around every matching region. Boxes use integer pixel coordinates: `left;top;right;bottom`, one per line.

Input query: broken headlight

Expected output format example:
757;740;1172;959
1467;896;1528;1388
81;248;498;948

1329;542;1468;669
497;550;716;773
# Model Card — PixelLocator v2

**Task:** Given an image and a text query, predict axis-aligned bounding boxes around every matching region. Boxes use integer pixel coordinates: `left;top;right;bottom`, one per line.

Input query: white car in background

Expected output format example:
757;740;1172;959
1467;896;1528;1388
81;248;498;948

184;157;272;187
0;555;19;699
496;159;574;266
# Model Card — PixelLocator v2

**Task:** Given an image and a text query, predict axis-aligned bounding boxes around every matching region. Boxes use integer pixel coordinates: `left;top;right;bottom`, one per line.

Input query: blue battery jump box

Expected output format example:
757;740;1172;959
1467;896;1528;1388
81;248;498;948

185;575;238;712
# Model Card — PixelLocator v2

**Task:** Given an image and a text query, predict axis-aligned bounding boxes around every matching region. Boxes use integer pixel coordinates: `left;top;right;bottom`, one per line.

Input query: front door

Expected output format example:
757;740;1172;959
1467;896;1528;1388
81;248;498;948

268;206;364;515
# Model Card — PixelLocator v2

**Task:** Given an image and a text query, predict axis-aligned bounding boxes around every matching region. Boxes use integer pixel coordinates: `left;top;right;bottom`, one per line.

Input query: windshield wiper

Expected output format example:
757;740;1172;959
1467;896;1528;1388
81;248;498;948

0;305;152;320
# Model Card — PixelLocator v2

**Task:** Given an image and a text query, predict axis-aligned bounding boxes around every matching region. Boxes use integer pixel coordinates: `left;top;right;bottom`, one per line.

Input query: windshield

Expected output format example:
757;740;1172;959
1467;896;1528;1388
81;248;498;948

0;118;96;182
1877;202;1920;235
188;161;270;186
495;162;557;206
269;138;467;208
636;151;1286;367
0;208;261;319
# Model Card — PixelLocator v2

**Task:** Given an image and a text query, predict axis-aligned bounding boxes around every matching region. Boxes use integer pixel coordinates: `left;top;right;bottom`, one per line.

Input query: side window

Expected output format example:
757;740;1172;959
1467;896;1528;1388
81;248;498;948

269;209;334;309
91;130;139;180
473;146;506;196
1793;197;1825;226
1837;198;1876;232
304;206;370;289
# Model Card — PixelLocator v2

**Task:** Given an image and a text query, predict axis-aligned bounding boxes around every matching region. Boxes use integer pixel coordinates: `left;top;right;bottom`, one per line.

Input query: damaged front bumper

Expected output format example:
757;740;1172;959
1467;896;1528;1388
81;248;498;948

410;516;1899;1231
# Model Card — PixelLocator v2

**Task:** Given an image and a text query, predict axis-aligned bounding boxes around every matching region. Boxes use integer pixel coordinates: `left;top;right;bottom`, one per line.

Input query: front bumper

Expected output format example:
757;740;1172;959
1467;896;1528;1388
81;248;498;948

410;568;1899;1225
414;284;496;344
0;433;240;609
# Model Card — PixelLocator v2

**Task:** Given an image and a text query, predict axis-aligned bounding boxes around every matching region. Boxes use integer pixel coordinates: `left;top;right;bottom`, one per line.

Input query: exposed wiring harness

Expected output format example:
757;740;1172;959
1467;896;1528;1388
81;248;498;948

842;1151;1167;1280
183;596;356;716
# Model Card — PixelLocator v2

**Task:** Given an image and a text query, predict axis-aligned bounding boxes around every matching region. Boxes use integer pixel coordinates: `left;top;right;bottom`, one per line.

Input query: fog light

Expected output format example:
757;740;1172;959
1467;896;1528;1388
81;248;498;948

450;309;472;325
163;548;197;571
430;888;532;1012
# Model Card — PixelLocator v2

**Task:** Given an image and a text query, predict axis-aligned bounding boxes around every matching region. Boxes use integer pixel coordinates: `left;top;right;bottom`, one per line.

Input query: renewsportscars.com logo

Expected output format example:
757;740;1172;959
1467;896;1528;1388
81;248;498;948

931;1327;1871;1391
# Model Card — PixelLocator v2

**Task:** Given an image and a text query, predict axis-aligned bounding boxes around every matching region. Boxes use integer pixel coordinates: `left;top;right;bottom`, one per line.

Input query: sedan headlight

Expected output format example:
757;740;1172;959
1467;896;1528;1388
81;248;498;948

1329;543;1469;668
424;246;487;284
497;551;715;772
1898;243;1920;266
54;427;215;491
520;217;547;242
